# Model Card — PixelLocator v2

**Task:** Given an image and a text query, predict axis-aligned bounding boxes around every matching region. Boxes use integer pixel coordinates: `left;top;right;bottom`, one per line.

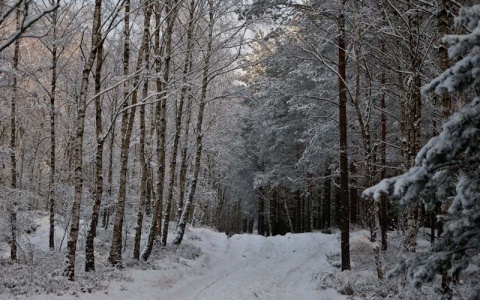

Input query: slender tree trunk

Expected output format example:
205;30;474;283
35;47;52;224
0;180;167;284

305;189;311;232
48;0;59;251
284;192;294;233
371;202;384;279
338;0;350;271
294;190;301;233
9;7;20;261
438;0;451;119
175;96;192;224
258;187;265;236
323;167;331;229
349;162;357;225
404;1;422;253
64;0;102;281
104;102;117;229
380;44;388;251
271;189;278;235
134;0;153;260
437;2;453;295
142;1;173;260
435;0;453;240
308;176;315;231
108;0;131;267
85;34;105;272
173;1;214;245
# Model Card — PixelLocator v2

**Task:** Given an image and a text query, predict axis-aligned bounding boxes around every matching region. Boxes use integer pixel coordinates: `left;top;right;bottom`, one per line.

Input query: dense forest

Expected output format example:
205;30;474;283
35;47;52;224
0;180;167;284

0;0;479;299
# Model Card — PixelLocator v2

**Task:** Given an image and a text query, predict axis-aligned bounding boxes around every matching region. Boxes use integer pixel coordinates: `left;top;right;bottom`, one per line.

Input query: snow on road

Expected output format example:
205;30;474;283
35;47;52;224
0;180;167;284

165;228;345;300
23;226;346;300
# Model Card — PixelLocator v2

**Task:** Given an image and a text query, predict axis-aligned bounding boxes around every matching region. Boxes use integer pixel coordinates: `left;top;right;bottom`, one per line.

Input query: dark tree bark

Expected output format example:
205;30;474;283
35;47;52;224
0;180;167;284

323;167;331;229
437;1;454;297
380;44;388;251
403;0;422;253
258;187;265;236
338;0;350;271
9;6;21;261
48;0;60;251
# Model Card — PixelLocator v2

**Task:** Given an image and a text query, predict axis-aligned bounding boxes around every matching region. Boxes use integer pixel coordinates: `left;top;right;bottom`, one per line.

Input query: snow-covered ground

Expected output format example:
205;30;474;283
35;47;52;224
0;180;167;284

5;216;476;299
161;229;344;300
2;216;346;300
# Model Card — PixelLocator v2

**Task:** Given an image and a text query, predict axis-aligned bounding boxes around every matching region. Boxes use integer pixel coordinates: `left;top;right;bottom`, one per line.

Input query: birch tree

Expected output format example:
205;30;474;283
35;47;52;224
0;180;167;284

142;0;177;261
173;0;214;245
161;0;196;246
109;0;152;267
64;0;102;280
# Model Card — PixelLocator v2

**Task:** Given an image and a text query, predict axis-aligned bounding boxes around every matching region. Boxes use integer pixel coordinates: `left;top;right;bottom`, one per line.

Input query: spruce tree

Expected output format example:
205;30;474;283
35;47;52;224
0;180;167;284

364;5;480;297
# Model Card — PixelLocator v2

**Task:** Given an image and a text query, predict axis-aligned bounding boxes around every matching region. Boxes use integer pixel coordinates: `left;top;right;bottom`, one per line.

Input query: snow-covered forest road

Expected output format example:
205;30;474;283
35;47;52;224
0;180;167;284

23;226;347;300
165;228;345;300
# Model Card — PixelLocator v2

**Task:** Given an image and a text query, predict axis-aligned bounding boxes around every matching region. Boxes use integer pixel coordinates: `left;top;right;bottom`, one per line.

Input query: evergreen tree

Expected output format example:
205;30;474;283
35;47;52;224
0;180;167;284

364;5;480;297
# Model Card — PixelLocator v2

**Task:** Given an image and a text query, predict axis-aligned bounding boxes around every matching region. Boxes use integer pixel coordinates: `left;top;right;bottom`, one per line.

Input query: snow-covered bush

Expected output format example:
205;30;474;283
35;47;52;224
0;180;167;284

363;5;480;298
0;248;128;297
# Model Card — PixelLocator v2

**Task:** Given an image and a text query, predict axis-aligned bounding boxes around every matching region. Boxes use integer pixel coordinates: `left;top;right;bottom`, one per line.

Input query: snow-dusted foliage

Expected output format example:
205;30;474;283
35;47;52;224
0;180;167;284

423;6;480;95
364;5;480;297
0;213;204;298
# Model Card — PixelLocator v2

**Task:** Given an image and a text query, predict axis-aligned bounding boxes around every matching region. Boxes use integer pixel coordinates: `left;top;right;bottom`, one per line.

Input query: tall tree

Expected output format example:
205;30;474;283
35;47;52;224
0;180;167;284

47;0;60;251
85;26;105;272
9;5;21;262
337;0;350;271
173;0;214;245
364;6;480;296
134;0;153;261
161;0;196;246
64;0;103;281
142;0;176;261
109;0;152;267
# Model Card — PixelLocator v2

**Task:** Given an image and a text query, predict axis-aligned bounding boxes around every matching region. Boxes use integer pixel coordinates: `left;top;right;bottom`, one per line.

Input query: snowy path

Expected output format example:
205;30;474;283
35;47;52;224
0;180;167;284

26;227;346;300
162;228;345;300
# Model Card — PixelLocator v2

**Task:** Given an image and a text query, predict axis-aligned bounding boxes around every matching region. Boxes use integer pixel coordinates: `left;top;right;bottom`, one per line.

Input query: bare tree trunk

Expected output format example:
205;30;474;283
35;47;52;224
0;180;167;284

323;166;331;229
338;0;350;271
175;96;192;224
9;7;20;262
403;0;422;253
64;0;102;281
142;0;174;261
258;187;265;236
438;0;452;119
380;40;388;251
284;192;294;233
85;33;105;272
108;0;131;267
134;0;153;260
104;102;116;229
173;1;214;245
437;2;453;297
371;202;384;279
48;0;60;251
